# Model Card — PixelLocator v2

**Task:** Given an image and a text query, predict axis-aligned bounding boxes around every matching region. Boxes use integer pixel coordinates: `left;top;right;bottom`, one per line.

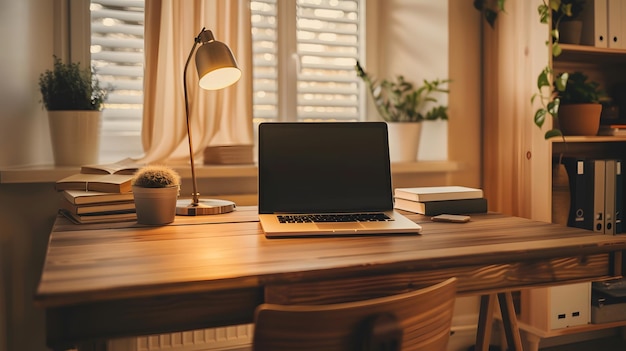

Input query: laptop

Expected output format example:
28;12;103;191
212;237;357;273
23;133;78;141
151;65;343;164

258;122;422;237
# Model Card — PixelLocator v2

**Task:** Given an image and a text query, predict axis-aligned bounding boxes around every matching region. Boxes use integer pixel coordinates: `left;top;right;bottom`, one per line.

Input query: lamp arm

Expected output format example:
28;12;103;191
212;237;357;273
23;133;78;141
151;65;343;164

183;28;205;206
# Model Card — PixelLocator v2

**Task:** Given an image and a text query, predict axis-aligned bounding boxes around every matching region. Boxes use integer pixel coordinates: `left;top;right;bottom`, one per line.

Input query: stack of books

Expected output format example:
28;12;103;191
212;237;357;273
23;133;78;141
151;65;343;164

55;160;139;224
203;145;254;164
598;124;626;136
393;186;488;216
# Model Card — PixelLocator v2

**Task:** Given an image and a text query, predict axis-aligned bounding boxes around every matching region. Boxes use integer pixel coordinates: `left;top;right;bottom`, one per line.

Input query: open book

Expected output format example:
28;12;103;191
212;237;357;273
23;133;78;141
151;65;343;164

80;158;141;175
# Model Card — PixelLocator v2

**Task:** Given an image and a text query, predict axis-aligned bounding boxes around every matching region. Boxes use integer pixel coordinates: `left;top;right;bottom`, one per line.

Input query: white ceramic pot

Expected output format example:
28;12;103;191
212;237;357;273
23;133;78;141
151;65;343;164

48;110;101;166
133;186;179;225
386;122;422;162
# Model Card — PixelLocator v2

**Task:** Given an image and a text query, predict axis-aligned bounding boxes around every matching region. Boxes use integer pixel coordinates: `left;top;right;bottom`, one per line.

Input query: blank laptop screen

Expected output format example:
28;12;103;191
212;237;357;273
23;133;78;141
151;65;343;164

258;122;394;214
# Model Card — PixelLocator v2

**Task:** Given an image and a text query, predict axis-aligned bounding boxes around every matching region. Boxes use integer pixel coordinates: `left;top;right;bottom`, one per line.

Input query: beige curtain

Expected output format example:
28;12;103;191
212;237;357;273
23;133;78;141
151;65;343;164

139;0;253;164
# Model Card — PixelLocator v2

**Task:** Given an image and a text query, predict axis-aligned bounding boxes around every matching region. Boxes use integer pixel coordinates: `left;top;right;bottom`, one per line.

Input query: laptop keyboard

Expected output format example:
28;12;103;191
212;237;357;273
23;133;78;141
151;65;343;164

277;213;392;223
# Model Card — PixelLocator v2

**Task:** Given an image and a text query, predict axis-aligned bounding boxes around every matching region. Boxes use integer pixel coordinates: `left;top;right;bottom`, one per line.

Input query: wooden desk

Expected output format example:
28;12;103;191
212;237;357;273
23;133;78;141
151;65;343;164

36;207;626;350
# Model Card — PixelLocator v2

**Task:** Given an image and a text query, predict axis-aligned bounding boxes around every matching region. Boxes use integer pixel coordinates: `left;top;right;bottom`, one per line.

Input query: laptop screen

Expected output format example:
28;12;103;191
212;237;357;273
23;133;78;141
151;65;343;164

258;122;394;214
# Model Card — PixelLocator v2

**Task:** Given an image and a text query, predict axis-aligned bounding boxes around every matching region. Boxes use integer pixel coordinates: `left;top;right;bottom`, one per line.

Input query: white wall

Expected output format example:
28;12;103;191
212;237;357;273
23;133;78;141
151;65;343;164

376;0;449;161
0;3;57;351
0;0;55;167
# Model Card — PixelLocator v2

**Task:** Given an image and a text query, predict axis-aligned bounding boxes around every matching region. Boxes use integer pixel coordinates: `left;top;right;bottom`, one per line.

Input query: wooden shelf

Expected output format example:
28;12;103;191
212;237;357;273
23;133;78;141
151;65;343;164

518;320;626;339
549;135;626;143
557;44;626;64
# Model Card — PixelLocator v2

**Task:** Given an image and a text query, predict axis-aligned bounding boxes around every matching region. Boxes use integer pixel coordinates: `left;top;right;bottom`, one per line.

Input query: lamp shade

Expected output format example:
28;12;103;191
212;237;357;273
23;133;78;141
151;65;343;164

195;40;241;90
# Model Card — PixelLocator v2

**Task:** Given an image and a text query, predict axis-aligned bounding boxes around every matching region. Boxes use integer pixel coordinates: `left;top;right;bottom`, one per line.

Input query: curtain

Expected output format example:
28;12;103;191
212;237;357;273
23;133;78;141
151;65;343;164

140;0;253;164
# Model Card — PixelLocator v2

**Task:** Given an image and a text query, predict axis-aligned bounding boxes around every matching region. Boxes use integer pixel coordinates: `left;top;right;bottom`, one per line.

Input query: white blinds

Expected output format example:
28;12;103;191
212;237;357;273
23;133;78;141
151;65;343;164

251;0;364;122
90;0;144;159
90;0;363;160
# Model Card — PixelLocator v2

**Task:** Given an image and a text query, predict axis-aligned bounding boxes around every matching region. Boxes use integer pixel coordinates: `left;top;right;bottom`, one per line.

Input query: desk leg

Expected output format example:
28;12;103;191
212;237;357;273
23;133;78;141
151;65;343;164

497;292;523;351
476;294;496;351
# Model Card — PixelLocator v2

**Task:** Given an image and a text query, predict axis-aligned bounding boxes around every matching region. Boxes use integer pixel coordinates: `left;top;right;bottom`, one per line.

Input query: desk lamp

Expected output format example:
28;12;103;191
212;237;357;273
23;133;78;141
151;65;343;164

176;27;242;216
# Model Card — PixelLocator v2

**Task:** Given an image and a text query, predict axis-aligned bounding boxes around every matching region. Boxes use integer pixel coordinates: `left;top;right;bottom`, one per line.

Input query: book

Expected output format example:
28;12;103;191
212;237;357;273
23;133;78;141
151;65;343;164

203;145;254;165
62;189;135;205
80;158;140;175
59;209;137;224
394;186;484;202
394;197;488;216
59;198;135;215
55;173;134;193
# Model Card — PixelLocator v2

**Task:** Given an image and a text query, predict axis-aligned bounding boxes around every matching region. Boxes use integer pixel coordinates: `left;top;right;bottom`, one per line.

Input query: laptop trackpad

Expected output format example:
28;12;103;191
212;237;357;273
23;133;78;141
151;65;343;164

315;222;365;231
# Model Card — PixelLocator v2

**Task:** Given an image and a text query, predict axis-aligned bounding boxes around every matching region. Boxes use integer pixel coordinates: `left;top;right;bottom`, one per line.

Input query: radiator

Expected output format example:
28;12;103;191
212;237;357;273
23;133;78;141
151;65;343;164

108;325;253;351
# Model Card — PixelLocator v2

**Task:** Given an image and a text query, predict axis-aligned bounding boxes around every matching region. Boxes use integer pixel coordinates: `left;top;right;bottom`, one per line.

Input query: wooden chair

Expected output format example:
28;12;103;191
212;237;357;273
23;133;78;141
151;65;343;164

252;277;457;351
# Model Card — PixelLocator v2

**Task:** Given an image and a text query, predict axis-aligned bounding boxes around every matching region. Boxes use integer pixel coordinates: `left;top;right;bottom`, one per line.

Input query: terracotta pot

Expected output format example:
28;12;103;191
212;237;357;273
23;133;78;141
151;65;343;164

48;110;101;166
559;20;583;44
558;103;602;136
133;186;179;225
386;122;422;162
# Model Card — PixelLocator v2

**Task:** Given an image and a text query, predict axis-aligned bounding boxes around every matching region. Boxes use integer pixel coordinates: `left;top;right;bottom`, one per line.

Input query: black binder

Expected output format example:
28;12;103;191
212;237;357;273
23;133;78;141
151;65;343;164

564;158;596;231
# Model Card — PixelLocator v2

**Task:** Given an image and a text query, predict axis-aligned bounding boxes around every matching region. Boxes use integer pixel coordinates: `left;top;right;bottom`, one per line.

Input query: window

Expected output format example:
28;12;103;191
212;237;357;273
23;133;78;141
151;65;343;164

251;0;365;124
90;0;145;161
89;0;365;161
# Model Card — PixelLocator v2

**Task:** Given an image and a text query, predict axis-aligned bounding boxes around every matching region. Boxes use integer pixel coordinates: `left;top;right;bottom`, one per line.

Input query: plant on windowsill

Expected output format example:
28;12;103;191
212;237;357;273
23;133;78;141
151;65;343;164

354;61;450;162
132;165;181;225
38;55;110;166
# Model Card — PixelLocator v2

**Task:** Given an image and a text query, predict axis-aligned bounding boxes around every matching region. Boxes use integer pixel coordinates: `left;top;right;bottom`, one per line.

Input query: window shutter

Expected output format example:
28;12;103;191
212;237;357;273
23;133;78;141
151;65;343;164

251;0;364;122
90;0;145;159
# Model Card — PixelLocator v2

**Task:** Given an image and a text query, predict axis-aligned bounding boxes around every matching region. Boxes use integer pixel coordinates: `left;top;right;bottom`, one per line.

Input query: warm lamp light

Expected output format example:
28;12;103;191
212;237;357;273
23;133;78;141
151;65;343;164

176;27;241;216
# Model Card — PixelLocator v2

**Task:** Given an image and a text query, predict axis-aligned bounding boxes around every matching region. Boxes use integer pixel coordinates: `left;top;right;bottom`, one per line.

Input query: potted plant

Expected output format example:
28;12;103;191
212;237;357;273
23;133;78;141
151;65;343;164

555;71;603;136
532;0;576;139
355;61;449;162
552;0;585;44
39;56;109;166
132;165;181;225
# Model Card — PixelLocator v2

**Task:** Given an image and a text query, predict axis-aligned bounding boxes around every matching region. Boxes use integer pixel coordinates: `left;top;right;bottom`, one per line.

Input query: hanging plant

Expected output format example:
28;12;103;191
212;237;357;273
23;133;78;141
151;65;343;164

531;0;578;139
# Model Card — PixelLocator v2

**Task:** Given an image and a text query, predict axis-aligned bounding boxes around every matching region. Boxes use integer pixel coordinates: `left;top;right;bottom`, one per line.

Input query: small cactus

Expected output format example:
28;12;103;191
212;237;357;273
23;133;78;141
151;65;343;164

132;165;181;188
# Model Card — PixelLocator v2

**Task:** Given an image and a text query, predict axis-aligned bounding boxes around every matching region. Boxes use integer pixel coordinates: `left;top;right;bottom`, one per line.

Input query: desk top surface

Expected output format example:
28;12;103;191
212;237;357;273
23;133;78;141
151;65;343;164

36;206;626;308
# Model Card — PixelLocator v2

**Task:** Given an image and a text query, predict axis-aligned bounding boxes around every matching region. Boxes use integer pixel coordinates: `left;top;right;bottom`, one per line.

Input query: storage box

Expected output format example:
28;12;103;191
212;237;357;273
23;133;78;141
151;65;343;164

591;279;626;324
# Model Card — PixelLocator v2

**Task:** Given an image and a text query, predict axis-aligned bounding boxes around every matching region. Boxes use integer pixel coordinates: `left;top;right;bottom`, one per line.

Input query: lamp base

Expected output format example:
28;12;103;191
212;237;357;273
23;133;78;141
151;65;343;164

176;198;235;216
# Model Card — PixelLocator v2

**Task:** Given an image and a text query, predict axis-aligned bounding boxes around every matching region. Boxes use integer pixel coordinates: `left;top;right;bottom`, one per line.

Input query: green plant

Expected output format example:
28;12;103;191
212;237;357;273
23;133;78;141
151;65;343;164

355;61;450;123
552;0;584;24
532;0;579;139
39;56;109;111
556;71;603;104
132;165;181;188
473;0;507;28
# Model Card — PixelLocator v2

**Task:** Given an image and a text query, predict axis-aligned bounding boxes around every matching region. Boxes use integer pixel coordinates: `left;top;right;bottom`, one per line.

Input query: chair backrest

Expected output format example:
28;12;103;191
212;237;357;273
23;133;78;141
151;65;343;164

252;277;457;351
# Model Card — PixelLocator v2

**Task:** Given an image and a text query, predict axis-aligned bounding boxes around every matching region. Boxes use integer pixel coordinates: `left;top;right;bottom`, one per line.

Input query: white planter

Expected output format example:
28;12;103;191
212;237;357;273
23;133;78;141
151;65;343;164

48;110;101;166
417;120;448;161
386;122;421;162
133;186;179;225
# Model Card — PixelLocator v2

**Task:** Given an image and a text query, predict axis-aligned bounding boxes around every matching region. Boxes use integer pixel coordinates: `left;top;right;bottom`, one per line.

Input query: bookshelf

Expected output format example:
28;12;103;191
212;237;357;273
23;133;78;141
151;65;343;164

518;23;626;351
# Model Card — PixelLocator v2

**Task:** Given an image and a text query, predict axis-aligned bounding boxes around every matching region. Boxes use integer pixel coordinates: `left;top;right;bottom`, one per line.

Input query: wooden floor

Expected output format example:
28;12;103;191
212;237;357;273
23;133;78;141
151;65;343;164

540;336;626;351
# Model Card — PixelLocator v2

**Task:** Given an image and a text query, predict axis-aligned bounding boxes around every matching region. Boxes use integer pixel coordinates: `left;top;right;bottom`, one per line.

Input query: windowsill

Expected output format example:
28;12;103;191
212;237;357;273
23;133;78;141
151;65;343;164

0;161;460;184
